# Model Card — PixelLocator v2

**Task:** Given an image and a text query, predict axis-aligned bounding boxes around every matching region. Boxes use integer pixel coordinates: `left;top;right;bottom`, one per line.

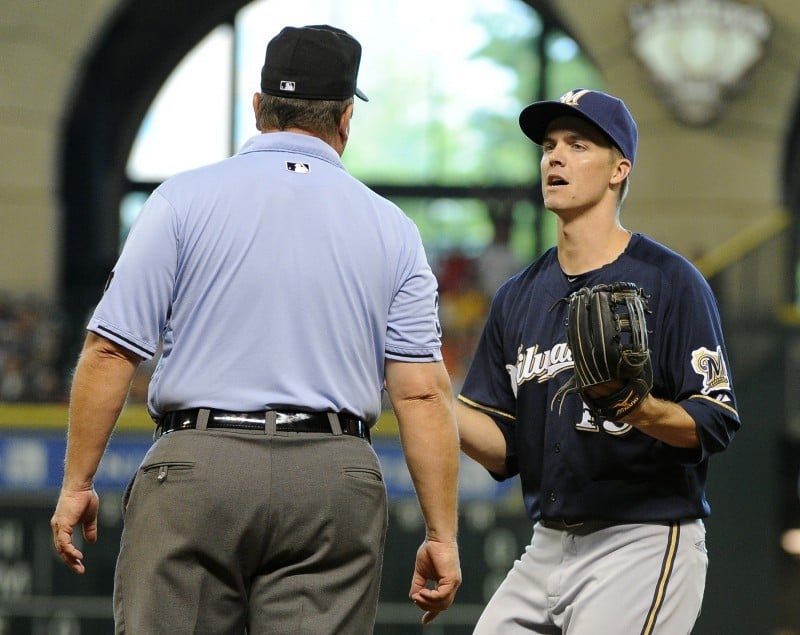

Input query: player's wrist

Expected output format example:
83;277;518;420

619;393;654;425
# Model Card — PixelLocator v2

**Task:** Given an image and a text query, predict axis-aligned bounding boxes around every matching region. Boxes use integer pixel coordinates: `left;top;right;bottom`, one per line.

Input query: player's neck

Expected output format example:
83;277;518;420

556;215;631;276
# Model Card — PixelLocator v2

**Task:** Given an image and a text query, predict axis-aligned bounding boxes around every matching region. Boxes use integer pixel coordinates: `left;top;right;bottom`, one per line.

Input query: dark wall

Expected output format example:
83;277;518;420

694;333;784;634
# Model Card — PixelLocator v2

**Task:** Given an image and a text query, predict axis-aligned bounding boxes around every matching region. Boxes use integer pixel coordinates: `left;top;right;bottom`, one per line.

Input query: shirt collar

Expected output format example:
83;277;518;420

237;131;345;169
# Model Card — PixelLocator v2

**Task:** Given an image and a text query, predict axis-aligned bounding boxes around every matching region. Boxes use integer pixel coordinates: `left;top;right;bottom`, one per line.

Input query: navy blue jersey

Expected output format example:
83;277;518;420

459;233;740;523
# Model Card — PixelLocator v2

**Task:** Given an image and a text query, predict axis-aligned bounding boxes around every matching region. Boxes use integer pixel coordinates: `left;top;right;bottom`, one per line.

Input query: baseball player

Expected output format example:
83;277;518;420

50;25;461;633
456;88;740;633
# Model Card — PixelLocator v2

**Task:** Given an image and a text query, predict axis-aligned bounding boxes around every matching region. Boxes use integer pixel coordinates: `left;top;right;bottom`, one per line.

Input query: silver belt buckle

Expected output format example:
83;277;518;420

275;411;312;425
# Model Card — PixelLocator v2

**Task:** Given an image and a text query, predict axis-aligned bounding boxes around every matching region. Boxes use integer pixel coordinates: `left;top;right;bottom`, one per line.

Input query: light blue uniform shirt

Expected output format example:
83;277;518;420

88;132;442;424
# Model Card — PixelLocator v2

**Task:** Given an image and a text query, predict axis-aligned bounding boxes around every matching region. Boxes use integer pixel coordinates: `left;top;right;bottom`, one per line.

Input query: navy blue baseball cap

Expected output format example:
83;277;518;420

519;88;638;167
261;25;368;102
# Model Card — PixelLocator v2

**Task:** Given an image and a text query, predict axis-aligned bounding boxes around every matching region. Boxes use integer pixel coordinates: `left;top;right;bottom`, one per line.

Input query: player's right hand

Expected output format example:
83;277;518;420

50;487;100;574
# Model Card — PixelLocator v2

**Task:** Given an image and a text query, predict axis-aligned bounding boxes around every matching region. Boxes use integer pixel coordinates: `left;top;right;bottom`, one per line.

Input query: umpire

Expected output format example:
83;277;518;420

51;24;461;634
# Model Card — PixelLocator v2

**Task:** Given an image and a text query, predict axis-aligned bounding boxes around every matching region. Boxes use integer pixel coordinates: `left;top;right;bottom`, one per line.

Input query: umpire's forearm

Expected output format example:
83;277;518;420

63;333;141;490
386;360;459;541
396;397;460;541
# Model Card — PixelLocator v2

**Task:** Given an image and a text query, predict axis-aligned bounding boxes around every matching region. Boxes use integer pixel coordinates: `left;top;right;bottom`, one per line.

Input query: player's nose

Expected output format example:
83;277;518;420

545;151;564;167
546;144;566;165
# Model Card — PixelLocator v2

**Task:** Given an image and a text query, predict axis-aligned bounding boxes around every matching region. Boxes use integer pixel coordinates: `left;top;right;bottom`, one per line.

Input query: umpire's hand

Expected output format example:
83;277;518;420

51;486;100;574
409;537;462;625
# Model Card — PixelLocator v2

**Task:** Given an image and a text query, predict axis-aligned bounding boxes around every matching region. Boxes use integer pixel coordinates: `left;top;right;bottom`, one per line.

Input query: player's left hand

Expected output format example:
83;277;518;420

585;379;625;399
409;538;461;625
50;487;100;574
563;282;653;421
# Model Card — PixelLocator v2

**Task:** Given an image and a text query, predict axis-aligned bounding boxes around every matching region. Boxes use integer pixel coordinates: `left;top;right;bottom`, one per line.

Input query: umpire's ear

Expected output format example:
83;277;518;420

336;103;354;154
252;92;262;131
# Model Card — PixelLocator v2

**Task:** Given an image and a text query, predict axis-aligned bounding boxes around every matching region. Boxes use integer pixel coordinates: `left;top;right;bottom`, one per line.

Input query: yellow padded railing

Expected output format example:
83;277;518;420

0;403;401;435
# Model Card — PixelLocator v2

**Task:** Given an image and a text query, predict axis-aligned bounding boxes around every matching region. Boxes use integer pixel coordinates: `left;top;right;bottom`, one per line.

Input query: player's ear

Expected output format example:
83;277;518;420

609;155;631;186
252;93;261;131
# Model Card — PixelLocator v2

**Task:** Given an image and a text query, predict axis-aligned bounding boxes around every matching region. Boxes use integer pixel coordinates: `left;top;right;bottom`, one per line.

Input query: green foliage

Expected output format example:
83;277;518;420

343;3;599;264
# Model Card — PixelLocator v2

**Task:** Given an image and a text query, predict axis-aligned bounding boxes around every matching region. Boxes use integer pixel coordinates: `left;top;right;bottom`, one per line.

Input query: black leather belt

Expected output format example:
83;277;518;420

539;519;620;534
156;409;370;442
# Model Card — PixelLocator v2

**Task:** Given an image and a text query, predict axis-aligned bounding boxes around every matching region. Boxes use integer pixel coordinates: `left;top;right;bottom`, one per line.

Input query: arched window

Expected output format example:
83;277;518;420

123;0;600;249
60;0;602;385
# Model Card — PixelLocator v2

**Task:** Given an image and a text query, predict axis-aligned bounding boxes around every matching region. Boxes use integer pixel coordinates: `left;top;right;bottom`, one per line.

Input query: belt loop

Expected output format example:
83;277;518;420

264;410;277;436
196;408;211;431
327;412;343;436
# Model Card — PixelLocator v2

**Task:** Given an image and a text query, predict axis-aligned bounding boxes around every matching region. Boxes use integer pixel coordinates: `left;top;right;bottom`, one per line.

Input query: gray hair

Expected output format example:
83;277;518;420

256;94;353;140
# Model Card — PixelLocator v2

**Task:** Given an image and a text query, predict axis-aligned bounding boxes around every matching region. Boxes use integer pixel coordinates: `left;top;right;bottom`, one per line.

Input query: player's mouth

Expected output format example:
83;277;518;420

546;174;569;188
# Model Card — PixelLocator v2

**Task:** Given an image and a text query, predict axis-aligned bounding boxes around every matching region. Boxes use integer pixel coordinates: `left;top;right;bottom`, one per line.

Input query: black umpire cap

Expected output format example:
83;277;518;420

260;25;368;102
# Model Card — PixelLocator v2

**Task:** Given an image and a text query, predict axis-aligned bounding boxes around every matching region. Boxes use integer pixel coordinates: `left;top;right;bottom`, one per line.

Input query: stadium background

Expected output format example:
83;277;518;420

1;0;800;633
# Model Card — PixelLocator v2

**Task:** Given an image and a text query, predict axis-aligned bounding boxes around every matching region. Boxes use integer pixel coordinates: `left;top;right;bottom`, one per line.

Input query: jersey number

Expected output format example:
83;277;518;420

574;407;632;436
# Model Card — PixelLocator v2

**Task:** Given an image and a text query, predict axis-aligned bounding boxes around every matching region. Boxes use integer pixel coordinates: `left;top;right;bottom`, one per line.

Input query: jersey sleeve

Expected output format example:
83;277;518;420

86;189;178;359
656;265;740;462
458;285;520;479
385;224;443;363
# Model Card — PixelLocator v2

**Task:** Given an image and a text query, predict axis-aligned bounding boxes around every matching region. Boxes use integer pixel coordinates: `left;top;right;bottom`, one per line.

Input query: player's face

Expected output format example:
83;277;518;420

540;116;623;215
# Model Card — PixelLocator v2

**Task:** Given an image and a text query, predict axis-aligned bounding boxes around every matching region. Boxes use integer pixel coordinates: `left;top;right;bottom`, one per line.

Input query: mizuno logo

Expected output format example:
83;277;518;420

614;389;639;415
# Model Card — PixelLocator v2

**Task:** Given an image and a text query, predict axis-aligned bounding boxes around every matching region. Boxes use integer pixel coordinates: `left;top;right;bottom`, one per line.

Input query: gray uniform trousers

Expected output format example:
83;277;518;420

113;426;387;634
473;519;708;634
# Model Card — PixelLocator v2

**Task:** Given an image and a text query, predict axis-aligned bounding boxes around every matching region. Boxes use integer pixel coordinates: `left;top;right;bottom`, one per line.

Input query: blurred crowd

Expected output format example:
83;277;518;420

433;234;523;393
0;293;69;402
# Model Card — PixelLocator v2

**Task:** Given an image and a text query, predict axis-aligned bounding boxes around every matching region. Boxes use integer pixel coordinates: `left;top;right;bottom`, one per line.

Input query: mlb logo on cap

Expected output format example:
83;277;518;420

280;80;296;93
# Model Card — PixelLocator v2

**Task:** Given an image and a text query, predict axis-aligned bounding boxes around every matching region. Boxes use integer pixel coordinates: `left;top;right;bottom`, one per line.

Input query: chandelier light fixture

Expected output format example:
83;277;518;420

628;0;772;126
